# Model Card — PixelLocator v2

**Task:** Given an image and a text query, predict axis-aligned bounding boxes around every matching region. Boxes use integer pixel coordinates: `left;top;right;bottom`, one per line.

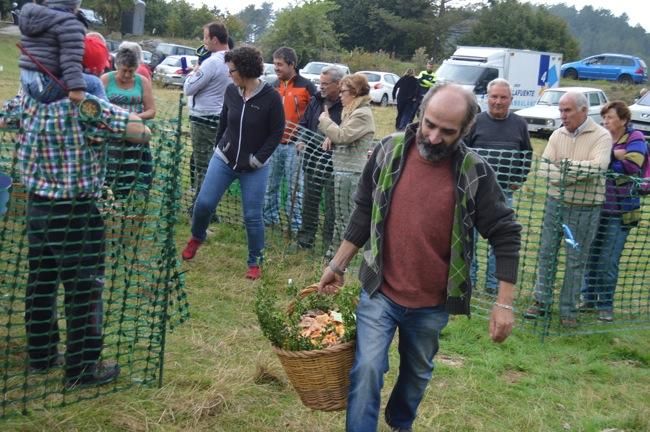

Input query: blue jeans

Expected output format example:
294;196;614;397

20;69;107;103
471;191;513;294
263;143;303;232
192;154;269;266
534;197;601;319
346;291;449;432
396;100;418;130
582;213;630;311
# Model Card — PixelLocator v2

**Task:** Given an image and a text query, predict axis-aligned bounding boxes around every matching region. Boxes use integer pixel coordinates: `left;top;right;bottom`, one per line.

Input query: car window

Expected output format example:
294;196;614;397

604;56;620;66
538;90;565;105
362;73;380;82
588;56;605;65
303;63;328;74
598;92;608;105
161;57;180;67
179;47;195;56
588;92;601;107
638;92;650;106
640;60;648;69
385;74;396;84
157;44;174;56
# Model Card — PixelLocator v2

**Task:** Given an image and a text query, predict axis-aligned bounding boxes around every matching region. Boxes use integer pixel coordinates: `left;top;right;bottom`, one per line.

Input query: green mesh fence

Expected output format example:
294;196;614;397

177;121;650;337
177;120;377;258
0;95;188;417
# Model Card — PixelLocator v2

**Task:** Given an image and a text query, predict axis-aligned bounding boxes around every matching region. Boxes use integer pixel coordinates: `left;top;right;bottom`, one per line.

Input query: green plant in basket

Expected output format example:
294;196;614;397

255;281;360;351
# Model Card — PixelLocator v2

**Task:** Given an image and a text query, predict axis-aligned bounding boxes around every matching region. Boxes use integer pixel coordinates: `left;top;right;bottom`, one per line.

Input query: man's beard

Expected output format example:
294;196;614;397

416;128;459;162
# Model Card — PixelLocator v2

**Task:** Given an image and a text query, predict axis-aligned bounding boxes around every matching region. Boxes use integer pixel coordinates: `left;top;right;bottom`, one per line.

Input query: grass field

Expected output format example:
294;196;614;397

1;31;649;431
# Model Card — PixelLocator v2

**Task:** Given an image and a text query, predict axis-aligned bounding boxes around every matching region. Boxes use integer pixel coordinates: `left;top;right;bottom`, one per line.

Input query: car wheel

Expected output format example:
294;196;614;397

618;75;633;85
380;94;389;107
564;69;578;80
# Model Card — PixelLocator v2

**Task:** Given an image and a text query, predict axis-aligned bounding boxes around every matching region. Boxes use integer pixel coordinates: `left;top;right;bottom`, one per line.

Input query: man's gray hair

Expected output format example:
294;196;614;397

562;91;589;111
420;83;478;136
487;78;512;95
321;65;344;82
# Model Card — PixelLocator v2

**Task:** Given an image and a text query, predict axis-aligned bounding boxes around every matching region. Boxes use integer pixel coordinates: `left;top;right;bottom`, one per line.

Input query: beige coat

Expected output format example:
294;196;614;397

319;95;376;173
538;117;611;205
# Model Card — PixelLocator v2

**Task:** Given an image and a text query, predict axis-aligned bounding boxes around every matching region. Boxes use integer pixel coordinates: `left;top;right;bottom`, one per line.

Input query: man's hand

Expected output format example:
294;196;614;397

296;141;305;152
489;281;515;343
317;264;343;294
489;304;514;343
318;104;330;123
322;137;333;151
68;90;85;104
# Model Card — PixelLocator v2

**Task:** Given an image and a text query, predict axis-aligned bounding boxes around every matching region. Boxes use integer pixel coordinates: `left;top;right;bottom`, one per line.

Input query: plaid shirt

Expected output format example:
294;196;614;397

19;95;130;199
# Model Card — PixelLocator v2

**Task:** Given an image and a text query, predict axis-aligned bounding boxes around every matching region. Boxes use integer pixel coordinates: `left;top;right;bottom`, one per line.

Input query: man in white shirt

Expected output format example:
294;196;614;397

525;91;610;328
183;21;231;215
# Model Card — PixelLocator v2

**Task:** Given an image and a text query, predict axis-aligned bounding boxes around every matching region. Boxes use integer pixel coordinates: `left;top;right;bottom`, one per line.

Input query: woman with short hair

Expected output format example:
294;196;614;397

182;46;285;280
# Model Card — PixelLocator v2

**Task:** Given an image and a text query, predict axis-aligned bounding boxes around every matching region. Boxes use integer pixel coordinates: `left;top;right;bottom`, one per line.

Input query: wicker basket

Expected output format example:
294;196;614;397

273;285;356;411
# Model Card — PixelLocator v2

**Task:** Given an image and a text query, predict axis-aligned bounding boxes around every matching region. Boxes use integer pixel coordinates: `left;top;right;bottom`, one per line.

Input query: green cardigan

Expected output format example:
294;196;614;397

344;124;521;315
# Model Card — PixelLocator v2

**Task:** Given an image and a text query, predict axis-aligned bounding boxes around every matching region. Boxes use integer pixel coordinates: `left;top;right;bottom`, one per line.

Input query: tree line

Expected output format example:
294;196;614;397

5;0;646;67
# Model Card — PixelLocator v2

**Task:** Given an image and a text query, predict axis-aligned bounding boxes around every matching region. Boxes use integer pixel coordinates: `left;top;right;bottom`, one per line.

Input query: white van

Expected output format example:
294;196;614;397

435;46;563;112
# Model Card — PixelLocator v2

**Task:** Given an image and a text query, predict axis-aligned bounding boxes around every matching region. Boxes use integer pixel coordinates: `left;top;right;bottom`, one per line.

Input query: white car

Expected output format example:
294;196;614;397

300;61;350;90
357;71;400;106
629;91;650;140
153;55;198;87
261;63;277;86
514;87;609;135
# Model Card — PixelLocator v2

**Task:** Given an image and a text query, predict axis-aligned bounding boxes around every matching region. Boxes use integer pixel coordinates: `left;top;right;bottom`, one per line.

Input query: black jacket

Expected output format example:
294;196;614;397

299;94;343;173
392;75;419;104
215;82;285;172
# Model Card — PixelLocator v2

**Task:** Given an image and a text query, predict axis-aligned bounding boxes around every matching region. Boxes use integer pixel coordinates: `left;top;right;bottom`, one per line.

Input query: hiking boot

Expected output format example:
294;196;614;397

245;265;262;280
560;318;578;328
181;237;203;260
578;302;596;313
64;360;120;390
598;310;614;322
390;427;413;432
524;301;548;319
28;353;64;374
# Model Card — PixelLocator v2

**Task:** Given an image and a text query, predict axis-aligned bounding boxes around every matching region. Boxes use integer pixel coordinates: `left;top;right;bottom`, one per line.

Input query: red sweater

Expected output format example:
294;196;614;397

380;144;455;308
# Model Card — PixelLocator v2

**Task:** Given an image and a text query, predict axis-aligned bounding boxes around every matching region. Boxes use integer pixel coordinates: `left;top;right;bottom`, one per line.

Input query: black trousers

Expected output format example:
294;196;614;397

25;197;105;379
297;167;335;250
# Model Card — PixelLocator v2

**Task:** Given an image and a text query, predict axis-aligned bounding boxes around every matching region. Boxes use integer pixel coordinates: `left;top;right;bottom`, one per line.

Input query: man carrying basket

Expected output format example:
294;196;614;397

318;83;521;432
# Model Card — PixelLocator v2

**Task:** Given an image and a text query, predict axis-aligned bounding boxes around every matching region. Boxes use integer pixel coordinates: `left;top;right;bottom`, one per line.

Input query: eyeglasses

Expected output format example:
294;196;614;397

229;68;238;74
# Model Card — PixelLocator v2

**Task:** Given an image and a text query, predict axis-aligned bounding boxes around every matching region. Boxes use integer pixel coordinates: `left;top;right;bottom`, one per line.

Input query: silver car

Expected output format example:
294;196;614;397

629;91;650;140
514;87;609;135
261;63;278;86
153;55;198;87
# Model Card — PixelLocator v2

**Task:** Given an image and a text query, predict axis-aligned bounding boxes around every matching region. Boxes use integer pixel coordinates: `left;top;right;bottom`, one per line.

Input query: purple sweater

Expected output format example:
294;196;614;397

602;128;646;219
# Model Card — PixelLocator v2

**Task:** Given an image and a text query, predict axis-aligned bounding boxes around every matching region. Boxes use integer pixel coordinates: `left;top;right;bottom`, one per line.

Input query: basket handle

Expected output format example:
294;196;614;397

287;284;320;315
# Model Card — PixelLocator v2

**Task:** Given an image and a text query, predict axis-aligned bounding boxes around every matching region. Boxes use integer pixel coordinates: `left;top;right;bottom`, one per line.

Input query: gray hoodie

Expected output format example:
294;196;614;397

18;3;86;91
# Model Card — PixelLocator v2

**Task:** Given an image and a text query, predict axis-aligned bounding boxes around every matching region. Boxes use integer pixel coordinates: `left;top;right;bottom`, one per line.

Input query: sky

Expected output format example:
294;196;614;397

193;0;649;33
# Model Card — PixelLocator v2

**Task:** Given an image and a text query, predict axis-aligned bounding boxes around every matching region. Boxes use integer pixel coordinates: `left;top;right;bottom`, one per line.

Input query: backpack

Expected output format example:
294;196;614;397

638;142;650;195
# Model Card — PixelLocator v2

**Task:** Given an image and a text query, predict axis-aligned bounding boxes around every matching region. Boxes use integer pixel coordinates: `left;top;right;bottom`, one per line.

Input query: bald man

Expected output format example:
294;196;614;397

318;83;521;432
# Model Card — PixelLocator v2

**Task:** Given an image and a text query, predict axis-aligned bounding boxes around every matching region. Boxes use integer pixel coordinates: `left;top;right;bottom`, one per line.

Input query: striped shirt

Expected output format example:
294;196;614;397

18;95;130;199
